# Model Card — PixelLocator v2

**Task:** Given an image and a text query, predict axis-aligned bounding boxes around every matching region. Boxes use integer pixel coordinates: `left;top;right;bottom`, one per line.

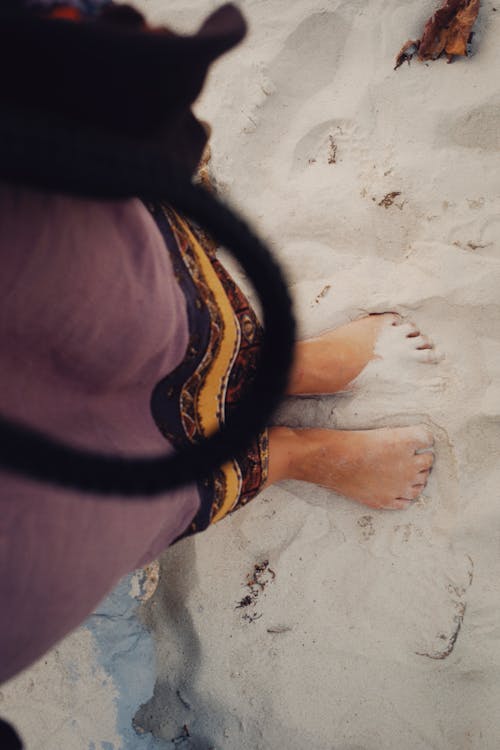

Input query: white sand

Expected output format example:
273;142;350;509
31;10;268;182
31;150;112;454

134;1;500;748
3;1;500;748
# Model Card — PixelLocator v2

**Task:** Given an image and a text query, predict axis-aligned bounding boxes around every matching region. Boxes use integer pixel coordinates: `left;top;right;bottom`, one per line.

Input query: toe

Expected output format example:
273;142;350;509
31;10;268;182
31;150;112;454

391;498;412;510
413;348;441;364
387;313;403;326
370;312;401;326
411;334;433;350
418;467;431;479
413;425;434;447
397;322;419;337
416;453;434;471
407;327;420;338
402;485;423;501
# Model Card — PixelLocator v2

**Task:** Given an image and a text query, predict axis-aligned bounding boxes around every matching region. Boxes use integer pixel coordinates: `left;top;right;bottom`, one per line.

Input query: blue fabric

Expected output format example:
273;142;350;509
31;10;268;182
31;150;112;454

25;0;112;15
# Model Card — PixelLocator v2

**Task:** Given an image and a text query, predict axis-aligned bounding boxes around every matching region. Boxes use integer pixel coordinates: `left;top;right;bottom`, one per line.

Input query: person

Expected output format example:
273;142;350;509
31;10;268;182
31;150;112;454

0;0;435;691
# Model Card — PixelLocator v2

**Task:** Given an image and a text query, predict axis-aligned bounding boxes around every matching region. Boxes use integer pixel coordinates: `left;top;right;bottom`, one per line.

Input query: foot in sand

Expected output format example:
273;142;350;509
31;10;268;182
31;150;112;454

288;313;439;395
267;424;434;510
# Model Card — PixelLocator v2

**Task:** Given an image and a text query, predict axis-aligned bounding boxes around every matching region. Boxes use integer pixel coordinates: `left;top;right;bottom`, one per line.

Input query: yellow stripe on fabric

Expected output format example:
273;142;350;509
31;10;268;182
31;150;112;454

174;214;240;437
211;460;242;525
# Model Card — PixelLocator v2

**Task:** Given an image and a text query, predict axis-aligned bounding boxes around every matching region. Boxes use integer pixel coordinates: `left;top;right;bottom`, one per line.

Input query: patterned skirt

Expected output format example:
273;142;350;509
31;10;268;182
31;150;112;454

146;202;269;537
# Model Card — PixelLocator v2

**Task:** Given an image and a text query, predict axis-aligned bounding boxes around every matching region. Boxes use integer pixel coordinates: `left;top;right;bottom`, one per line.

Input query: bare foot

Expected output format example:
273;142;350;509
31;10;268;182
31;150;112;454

267;424;434;510
288;313;438;395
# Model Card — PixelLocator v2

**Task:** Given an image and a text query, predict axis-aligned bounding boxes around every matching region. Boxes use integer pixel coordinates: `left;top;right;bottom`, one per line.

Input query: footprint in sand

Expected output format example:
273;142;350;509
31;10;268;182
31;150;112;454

414;554;474;661
444;102;500;152
357;514;376;541
266;11;350;100
447;210;500;259
458;414;500;504
244;7;353;163
133;540;219;748
291;118;362;174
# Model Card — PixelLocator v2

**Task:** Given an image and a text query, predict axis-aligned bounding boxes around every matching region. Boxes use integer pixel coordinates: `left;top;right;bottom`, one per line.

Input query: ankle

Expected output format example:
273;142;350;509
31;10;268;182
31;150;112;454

288;340;326;395
266;426;305;485
288;338;347;396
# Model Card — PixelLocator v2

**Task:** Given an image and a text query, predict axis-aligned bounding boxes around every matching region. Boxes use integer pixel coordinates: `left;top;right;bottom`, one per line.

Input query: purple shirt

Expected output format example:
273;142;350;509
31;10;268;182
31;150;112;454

0;184;200;683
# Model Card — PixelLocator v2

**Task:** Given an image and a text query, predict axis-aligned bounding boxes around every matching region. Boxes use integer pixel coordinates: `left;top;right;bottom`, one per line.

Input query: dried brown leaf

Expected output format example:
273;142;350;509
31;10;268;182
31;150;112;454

419;0;463;59
442;0;480;57
396;0;480;67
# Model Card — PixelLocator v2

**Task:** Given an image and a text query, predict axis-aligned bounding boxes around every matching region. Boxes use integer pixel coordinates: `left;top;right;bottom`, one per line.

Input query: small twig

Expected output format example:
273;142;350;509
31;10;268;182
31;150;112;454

327;135;337;164
267;625;292;634
416;605;466;660
176;690;191;710
378;191;402;209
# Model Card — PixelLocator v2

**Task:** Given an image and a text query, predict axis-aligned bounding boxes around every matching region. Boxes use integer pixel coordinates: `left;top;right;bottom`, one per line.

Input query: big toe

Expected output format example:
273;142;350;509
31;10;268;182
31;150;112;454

411;425;434;452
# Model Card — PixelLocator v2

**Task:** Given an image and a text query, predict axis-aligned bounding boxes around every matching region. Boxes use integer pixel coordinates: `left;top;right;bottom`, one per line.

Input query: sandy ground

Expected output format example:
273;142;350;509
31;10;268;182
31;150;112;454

3;1;500;748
